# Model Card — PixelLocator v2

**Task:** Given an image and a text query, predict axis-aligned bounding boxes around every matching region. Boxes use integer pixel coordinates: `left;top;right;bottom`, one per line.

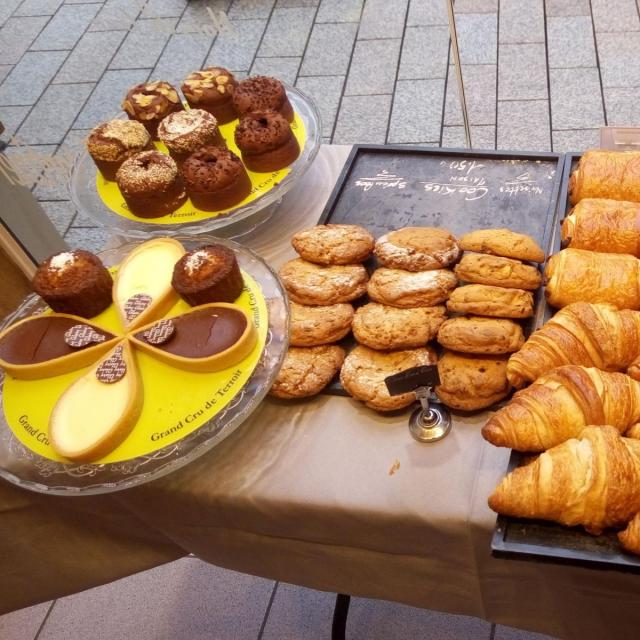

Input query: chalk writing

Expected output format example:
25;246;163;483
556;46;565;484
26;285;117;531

354;169;407;191
500;172;543;196
420;176;489;201
439;159;484;175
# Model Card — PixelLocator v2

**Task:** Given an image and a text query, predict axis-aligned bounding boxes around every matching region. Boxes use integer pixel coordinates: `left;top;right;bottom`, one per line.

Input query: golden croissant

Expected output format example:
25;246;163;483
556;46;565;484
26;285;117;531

619;512;640;556
489;426;640;535
482;366;640;452
506;303;640;388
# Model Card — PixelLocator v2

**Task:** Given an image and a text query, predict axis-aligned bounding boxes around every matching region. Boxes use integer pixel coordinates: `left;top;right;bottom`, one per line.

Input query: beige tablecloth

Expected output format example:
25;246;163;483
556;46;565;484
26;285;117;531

2;146;640;639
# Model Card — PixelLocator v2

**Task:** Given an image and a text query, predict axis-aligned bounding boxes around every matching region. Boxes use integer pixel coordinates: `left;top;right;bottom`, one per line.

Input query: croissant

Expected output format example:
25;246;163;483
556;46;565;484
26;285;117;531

482;366;640;452
506;303;640;388
569;150;640;205
489;425;640;534
561;198;640;256
619;512;640;555
545;248;640;310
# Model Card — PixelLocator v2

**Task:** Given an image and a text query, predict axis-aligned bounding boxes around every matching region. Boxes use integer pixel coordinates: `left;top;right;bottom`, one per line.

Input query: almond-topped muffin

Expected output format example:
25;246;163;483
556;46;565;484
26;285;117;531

182;67;238;124
121;80;183;138
232;76;293;122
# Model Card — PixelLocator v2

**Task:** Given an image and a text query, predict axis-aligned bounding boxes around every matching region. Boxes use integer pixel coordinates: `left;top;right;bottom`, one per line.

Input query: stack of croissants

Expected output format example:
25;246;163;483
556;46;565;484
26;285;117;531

488;149;640;558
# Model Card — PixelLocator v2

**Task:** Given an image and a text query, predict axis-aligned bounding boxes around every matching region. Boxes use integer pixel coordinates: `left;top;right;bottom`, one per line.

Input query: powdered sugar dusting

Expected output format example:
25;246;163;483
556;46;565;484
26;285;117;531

185;249;209;274
48;252;75;271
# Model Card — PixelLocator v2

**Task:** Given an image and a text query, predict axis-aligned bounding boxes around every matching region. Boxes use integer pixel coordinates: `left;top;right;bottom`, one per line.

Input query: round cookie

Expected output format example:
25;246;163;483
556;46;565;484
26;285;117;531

340;345;437;412
459;228;545;263
292;224;375;265
352;303;446;350
374;227;461;271
437;316;525;355
454;253;542;290
289;302;354;347
367;268;457;308
279;258;368;305
270;345;345;399
446;284;534;318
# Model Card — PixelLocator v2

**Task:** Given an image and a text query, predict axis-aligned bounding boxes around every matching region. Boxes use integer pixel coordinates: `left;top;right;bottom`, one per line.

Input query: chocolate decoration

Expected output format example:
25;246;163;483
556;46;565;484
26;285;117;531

143;319;175;345
124;293;152;322
64;324;107;348
96;345;127;384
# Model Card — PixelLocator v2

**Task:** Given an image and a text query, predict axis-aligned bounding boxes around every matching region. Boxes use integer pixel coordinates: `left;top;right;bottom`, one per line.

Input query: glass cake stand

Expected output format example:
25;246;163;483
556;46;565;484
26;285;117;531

0;236;288;495
69;86;322;239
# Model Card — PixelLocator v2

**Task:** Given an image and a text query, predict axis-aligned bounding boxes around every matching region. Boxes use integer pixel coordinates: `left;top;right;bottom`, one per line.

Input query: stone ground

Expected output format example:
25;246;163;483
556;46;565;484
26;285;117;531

0;0;638;637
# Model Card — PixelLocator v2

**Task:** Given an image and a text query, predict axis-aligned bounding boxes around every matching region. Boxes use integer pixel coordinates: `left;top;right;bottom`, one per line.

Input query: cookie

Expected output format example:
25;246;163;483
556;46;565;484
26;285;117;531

435;350;511;411
446;284;534;318
289;301;354;347
437;316;525;355
459;228;545;263
367;268;457;308
269;345;345;399
279;258;368;305
453;253;541;290
352;303;446;350
374;227;461;271
291;224;375;265
340;345;437;412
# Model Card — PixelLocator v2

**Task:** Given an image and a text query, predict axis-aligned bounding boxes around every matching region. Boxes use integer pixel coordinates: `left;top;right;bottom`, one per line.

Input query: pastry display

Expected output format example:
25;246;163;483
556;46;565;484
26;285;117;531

367;268;457;308
446;284;534;319
234;110;300;172
232;75;294;122
270;345;345;399
454;253;542;290
545;248;640;310
115;150;187;218
436;317;524;355
289;302;354;347
87;120;152;181
121;80;183;139
291;224;374;265
181;146;251;211
172;244;244;306
458;228;545;263
32;249;113;318
340;345;437;412
374;227;461;271
181;67;238;124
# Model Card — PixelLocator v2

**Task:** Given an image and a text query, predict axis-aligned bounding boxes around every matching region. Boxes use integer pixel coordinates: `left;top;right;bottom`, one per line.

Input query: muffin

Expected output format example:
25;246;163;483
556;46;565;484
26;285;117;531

32;250;113;318
116;150;187;218
232;76;293;122
234;110;300;172
182;67;238;124
87;120;152;181
181;146;251;211
172;244;244;306
121;80;183;138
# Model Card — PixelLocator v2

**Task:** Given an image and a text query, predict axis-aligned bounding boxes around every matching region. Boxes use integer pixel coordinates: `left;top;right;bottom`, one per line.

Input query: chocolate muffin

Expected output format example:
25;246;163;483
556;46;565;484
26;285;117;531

116;150;187;218
121;80;183;139
232;76;293;122
32;250;113;318
182;67;238;124
172;244;244;306
234;110;300;173
181;146;251;211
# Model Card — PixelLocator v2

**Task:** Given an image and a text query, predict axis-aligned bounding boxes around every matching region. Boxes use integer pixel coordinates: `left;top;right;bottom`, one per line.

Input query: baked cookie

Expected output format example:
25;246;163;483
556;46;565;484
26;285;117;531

270;345;345;399
340;345;437;412
437;316;525;355
459;228;545;263
352;303;446;350
454;253;541;290
367;268;457;308
291;224;375;265
289;301;354;347
374;227;461;271
435;350;511;411
279;259;368;305
446;284;534;318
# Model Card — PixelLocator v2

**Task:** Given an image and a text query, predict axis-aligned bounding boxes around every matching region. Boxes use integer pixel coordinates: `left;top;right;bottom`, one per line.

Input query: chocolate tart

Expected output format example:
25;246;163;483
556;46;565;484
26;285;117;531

232;76;293;122
121;80;183;139
182;67;238;124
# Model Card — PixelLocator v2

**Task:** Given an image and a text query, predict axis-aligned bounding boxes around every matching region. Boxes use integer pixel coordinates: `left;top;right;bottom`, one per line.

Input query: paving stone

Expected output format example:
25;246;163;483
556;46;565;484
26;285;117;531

406;0;447;26
550;67;604;129
14;0;64;16
333;94;392;144
344;38;401;95
315;0;362;22
30;3;100;50
251;57;300;85
64;226;111;253
0;602;51;640
152;33;212;87
591;0;640;32
359;0;408;39
455;0;497;11
497;99;551;151
89;0;146;32
0;66;11;85
276;0;319;6
0;51;67;106
498;43;547;100
546;0;589;15
552;128;600;152
0;106;31;142
0;0;23;26
140;0;187;18
604;87;640;125
299;22;357;77
499;0;544;44
494;624;557;640
40;200;76;235
398;25;449;80
0;16;49;64
547;16;596;68
258;7;315;57
597;31;640;87
388;78;444;143
4;143;56;189
177;0;230;34
445;64;497;125
109;18;176;69
442;124;496;149
457;13;497;64
296;75;344;137
206;19;266;71
54;30;126;84
228;0;275;19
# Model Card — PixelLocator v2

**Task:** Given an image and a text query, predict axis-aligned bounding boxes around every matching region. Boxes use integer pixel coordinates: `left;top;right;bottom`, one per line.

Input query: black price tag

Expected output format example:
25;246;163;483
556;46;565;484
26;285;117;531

384;365;440;396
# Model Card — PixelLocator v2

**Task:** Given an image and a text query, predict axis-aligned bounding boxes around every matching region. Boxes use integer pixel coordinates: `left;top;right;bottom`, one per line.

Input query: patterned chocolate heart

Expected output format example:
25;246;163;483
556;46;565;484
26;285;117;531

143;319;175;345
96;345;127;384
124;293;152;322
64;324;107;348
